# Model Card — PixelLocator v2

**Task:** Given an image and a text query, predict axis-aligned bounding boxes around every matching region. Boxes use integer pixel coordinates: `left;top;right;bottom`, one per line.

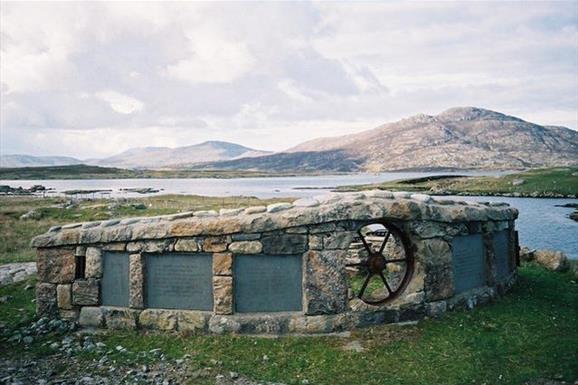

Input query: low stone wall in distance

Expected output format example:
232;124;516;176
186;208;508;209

31;191;519;334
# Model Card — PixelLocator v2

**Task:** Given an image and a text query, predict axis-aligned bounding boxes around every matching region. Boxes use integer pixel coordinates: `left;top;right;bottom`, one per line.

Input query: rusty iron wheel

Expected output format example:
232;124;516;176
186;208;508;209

347;222;414;305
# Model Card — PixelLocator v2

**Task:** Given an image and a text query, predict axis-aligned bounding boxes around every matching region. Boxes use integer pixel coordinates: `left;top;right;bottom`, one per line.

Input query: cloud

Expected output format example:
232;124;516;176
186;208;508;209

0;1;576;157
95;91;144;114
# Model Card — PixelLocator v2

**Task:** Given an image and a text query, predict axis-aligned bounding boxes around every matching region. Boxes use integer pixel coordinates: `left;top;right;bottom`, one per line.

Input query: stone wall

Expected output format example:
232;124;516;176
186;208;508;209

31;191;519;334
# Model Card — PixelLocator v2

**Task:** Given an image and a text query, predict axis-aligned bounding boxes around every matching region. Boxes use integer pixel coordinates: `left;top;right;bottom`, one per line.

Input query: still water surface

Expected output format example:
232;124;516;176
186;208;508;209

1;172;576;259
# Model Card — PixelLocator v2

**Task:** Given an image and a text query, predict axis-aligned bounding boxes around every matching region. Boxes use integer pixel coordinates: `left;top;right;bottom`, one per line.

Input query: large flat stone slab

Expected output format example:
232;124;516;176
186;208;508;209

234;254;302;313
145;253;213;310
101;252;129;307
493;230;511;280
452;234;486;294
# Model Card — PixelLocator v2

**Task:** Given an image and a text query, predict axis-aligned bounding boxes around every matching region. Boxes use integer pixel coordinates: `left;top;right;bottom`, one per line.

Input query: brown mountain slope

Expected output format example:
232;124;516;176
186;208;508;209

282;107;578;171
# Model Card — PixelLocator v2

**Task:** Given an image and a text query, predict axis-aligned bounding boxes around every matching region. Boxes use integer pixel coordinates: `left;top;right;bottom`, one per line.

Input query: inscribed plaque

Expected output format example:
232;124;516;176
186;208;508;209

234;254;302;312
101;252;129;307
493;230;510;279
145;253;213;310
452;234;486;294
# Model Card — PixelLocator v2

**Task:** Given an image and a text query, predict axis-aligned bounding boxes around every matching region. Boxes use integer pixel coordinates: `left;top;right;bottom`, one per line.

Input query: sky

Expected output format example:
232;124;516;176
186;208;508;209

1;1;577;159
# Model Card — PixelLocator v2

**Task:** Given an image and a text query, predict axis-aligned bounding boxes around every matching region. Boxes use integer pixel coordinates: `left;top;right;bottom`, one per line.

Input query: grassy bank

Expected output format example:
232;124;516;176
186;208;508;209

1;264;576;384
0;195;291;264
0;164;319;180
335;167;578;197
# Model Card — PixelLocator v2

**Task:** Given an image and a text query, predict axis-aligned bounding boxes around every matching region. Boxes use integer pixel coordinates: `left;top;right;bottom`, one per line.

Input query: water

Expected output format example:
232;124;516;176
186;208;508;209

1;172;576;259
447;196;577;260
0;171;498;199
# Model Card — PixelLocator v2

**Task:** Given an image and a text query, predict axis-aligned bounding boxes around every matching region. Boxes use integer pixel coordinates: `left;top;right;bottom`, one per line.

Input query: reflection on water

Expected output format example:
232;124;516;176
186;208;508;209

1;172;576;259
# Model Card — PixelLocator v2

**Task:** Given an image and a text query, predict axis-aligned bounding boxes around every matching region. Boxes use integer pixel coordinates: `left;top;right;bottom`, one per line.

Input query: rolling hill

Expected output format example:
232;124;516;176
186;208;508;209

201;107;578;172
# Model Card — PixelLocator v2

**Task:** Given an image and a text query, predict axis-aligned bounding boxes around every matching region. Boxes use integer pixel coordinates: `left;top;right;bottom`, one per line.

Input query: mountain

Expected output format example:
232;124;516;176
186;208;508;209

0;154;82;168
202;107;578;172
94;141;272;169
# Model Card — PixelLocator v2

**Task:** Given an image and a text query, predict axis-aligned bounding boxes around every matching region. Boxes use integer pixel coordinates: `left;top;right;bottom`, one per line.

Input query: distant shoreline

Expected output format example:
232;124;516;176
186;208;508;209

334;168;578;199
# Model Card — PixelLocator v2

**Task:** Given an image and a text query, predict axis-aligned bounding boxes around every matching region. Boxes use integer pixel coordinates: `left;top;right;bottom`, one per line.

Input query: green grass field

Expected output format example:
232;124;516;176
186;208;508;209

0;195;290;264
1;264;576;384
336;167;578;196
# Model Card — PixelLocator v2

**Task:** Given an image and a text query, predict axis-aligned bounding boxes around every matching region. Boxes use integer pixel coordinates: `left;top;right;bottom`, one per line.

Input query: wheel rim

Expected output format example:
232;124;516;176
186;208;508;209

346;222;414;305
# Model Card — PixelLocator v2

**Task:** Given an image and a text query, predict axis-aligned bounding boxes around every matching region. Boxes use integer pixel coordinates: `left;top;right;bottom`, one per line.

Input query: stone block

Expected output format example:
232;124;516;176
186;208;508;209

139;309;178;330
85;247;102;278
231;233;261;241
213;276;233;315
37;247;76;284
75;246;86;256
59;309;79;321
213;252;233;276
127;240;172;253
323;231;354;250
203;236;230;252
101;243;126;251
56;284;72;310
208;315;241;334
36;283;57;317
129;254;144;309
72;279;100;306
308;235;324;250
228;241;262;254
174;238;199;252
102;307;139;330
261;233;307;254
79;307;103;328
303;250;348;315
178;312;209;333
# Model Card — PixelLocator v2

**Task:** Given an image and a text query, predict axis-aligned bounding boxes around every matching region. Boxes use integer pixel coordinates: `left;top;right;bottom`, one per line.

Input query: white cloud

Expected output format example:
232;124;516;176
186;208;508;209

0;1;576;158
95;91;144;114
164;26;255;84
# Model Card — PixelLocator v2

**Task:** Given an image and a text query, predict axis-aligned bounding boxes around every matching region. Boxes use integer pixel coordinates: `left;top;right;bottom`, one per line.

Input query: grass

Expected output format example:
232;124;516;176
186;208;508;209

335;167;578;196
0;164;316;180
0;264;576;384
0;195;292;264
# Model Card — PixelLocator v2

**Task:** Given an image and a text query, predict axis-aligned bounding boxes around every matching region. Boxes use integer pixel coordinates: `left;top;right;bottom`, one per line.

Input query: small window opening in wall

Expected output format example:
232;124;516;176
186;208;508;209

75;254;86;279
345;222;413;305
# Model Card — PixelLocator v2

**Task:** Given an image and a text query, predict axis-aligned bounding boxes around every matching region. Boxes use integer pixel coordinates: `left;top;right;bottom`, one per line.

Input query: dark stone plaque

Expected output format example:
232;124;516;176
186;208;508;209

452;234;486;294
234;254;302;313
145;253;213;310
102;252;129;307
493;230;510;279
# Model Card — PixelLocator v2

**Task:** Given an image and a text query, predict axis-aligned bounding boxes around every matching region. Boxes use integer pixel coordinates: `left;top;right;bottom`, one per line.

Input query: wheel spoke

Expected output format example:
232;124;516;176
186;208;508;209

357;229;373;254
378;230;391;255
379;272;393;295
357;273;372;299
